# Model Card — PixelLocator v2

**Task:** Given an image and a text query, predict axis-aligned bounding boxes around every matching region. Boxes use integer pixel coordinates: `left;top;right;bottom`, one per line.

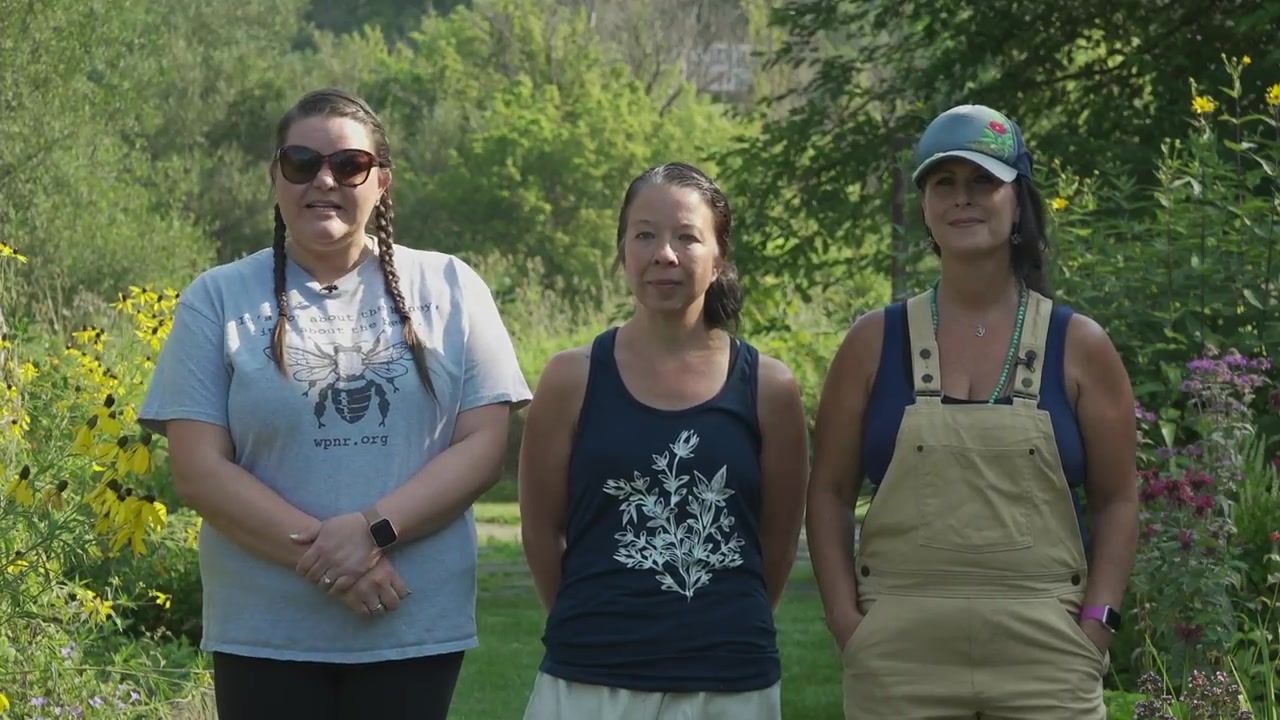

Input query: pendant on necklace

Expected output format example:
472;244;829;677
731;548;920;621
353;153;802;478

975;324;986;338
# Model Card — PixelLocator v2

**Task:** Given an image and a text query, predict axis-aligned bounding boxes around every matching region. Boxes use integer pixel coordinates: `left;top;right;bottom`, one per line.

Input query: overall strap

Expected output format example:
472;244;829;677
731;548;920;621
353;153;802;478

905;292;942;401
1010;290;1054;407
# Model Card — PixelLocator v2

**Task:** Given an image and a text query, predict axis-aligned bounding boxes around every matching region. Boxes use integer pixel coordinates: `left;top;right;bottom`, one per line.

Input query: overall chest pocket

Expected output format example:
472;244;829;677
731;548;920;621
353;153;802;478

914;444;1041;554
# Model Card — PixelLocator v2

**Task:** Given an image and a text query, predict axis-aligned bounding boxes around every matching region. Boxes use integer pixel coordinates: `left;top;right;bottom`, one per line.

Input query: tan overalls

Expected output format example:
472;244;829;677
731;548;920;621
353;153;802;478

840;289;1108;719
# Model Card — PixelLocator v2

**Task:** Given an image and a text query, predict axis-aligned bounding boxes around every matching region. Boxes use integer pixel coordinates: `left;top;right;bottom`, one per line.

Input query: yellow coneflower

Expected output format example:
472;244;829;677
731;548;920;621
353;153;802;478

94;434;129;466
117;431;154;476
111;493;167;555
42;479;69;510
1267;83;1280;108
1052;197;1069;211
4;465;34;506
8;410;28;441
5;553;28;575
85;475;122;518
0;242;26;263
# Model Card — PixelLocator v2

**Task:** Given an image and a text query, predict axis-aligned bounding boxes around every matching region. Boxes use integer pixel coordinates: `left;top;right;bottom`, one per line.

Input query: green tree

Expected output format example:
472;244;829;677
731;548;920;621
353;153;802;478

367;0;745;296
720;0;1279;300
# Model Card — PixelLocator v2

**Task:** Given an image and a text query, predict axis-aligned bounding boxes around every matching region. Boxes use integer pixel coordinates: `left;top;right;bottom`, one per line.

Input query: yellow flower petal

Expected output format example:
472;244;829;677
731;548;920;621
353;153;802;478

1192;95;1218;115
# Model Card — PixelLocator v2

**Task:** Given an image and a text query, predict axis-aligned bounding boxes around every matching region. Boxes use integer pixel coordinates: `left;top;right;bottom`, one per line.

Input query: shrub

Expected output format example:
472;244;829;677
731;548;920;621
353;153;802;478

0;263;208;715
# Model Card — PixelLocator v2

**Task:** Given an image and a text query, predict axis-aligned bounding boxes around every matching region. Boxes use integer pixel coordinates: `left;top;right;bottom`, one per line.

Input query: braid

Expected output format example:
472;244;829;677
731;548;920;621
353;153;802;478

374;195;436;399
271;204;290;376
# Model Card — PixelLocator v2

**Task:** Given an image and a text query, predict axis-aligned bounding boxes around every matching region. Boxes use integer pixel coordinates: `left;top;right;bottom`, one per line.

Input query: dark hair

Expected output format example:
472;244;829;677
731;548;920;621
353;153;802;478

269;88;436;398
614;162;744;332
926;176;1054;299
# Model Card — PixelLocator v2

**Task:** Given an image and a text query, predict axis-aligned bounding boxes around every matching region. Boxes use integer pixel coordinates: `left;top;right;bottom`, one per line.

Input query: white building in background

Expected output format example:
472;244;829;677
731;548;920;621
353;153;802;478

686;42;754;97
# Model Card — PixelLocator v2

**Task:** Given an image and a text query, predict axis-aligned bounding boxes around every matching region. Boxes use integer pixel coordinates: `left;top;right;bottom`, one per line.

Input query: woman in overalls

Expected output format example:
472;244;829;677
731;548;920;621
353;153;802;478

805;104;1139;719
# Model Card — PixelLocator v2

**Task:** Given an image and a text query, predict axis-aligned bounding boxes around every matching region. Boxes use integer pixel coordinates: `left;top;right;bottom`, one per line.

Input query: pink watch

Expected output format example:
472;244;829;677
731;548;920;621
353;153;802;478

1080;605;1121;633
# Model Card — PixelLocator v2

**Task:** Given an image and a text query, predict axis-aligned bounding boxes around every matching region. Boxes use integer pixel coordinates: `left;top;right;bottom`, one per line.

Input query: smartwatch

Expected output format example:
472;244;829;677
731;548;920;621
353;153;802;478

362;507;398;549
1080;605;1122;634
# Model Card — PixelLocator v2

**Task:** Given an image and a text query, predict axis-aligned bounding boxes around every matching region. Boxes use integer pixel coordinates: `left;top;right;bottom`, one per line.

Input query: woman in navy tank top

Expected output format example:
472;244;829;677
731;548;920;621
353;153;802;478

517;162;811;719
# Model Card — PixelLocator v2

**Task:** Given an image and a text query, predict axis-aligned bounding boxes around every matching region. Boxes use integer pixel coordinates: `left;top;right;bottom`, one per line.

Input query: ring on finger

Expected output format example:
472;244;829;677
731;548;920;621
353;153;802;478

321;574;334;586
370;602;385;614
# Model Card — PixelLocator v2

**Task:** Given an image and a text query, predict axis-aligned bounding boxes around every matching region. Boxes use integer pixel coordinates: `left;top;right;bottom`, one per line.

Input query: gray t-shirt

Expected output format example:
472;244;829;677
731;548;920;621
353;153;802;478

139;241;531;663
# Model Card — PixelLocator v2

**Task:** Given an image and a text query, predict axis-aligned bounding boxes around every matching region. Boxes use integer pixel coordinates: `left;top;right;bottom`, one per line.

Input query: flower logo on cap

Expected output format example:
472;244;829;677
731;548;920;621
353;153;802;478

968;116;1016;161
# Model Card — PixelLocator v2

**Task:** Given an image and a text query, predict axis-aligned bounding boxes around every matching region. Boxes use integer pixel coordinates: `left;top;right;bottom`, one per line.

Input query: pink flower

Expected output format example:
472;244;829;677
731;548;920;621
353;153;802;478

1175;623;1203;643
1187;470;1214;489
1171;480;1195;507
1194;495;1215;517
989;120;1008;134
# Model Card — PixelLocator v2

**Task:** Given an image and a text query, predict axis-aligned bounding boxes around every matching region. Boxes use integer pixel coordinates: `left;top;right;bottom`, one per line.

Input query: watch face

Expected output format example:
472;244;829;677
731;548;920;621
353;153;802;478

1104;607;1122;632
370;519;397;548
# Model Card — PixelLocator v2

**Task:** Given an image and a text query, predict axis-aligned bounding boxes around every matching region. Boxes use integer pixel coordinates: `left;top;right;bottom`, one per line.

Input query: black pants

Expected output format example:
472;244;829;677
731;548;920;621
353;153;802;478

212;650;465;720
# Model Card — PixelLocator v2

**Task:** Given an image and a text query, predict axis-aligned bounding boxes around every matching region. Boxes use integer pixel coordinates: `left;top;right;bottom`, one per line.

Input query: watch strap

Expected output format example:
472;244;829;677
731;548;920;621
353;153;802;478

1080;605;1118;632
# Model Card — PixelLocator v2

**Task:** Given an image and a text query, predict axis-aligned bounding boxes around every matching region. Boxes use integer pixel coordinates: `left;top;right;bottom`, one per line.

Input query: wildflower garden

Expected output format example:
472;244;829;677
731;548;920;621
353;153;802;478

2;0;1280;715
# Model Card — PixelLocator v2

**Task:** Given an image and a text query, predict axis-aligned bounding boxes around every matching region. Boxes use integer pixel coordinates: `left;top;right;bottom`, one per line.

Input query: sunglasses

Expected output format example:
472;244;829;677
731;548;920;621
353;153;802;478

276;145;381;187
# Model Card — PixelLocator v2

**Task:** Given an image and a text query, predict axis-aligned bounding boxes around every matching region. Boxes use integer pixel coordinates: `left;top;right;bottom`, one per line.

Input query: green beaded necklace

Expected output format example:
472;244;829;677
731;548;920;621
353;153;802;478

929;280;1029;404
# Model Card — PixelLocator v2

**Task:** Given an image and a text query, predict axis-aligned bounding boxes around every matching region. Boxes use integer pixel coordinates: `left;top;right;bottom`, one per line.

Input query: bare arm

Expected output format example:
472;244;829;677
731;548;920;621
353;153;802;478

518;348;589;613
374;402;516;543
1068;315;1139;623
806;310;883;645
756;355;811;610
167;419;320;569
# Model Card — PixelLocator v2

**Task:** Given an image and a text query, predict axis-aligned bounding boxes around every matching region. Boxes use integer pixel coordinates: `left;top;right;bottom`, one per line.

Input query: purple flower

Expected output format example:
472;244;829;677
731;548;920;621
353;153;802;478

1187;358;1217;373
32;697;48;707
1133;402;1157;423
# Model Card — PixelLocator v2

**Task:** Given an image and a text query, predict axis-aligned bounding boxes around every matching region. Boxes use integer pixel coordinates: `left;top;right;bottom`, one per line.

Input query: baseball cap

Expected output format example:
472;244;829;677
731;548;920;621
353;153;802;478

911;104;1034;187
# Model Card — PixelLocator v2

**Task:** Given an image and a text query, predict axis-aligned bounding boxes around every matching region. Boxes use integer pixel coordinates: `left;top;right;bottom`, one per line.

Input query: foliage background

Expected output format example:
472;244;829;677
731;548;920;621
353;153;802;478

2;0;1279;716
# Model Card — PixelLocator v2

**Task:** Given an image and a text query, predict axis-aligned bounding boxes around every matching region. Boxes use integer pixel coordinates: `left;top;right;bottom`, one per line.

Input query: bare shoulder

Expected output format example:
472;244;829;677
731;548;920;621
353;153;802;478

756;352;800;396
844;307;886;357
1065;312;1115;350
535;343;592;396
753;351;808;454
829;306;887;392
1065;313;1124;369
1064;312;1132;398
523;342;594;441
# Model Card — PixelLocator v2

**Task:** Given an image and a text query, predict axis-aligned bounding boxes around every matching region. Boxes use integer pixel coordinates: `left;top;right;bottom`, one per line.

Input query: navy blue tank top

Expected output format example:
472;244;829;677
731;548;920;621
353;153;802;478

861;301;1093;552
539;327;780;693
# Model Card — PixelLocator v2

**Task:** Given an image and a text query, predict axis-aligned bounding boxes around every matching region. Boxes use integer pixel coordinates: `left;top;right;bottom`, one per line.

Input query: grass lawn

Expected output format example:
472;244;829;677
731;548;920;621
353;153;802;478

455;497;1145;720
170;498;1140;718
450;529;847;719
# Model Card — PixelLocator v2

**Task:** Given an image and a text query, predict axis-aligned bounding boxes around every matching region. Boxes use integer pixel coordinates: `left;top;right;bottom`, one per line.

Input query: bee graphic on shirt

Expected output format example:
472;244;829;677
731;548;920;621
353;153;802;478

265;330;412;429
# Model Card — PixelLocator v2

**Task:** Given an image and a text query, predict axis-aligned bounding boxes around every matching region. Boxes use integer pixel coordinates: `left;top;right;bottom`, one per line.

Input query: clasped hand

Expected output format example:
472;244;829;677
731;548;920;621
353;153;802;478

292;512;410;617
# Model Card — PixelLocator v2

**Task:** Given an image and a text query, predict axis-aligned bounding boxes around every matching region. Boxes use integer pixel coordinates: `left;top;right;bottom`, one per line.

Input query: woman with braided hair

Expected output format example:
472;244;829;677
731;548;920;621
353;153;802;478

139;88;532;719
